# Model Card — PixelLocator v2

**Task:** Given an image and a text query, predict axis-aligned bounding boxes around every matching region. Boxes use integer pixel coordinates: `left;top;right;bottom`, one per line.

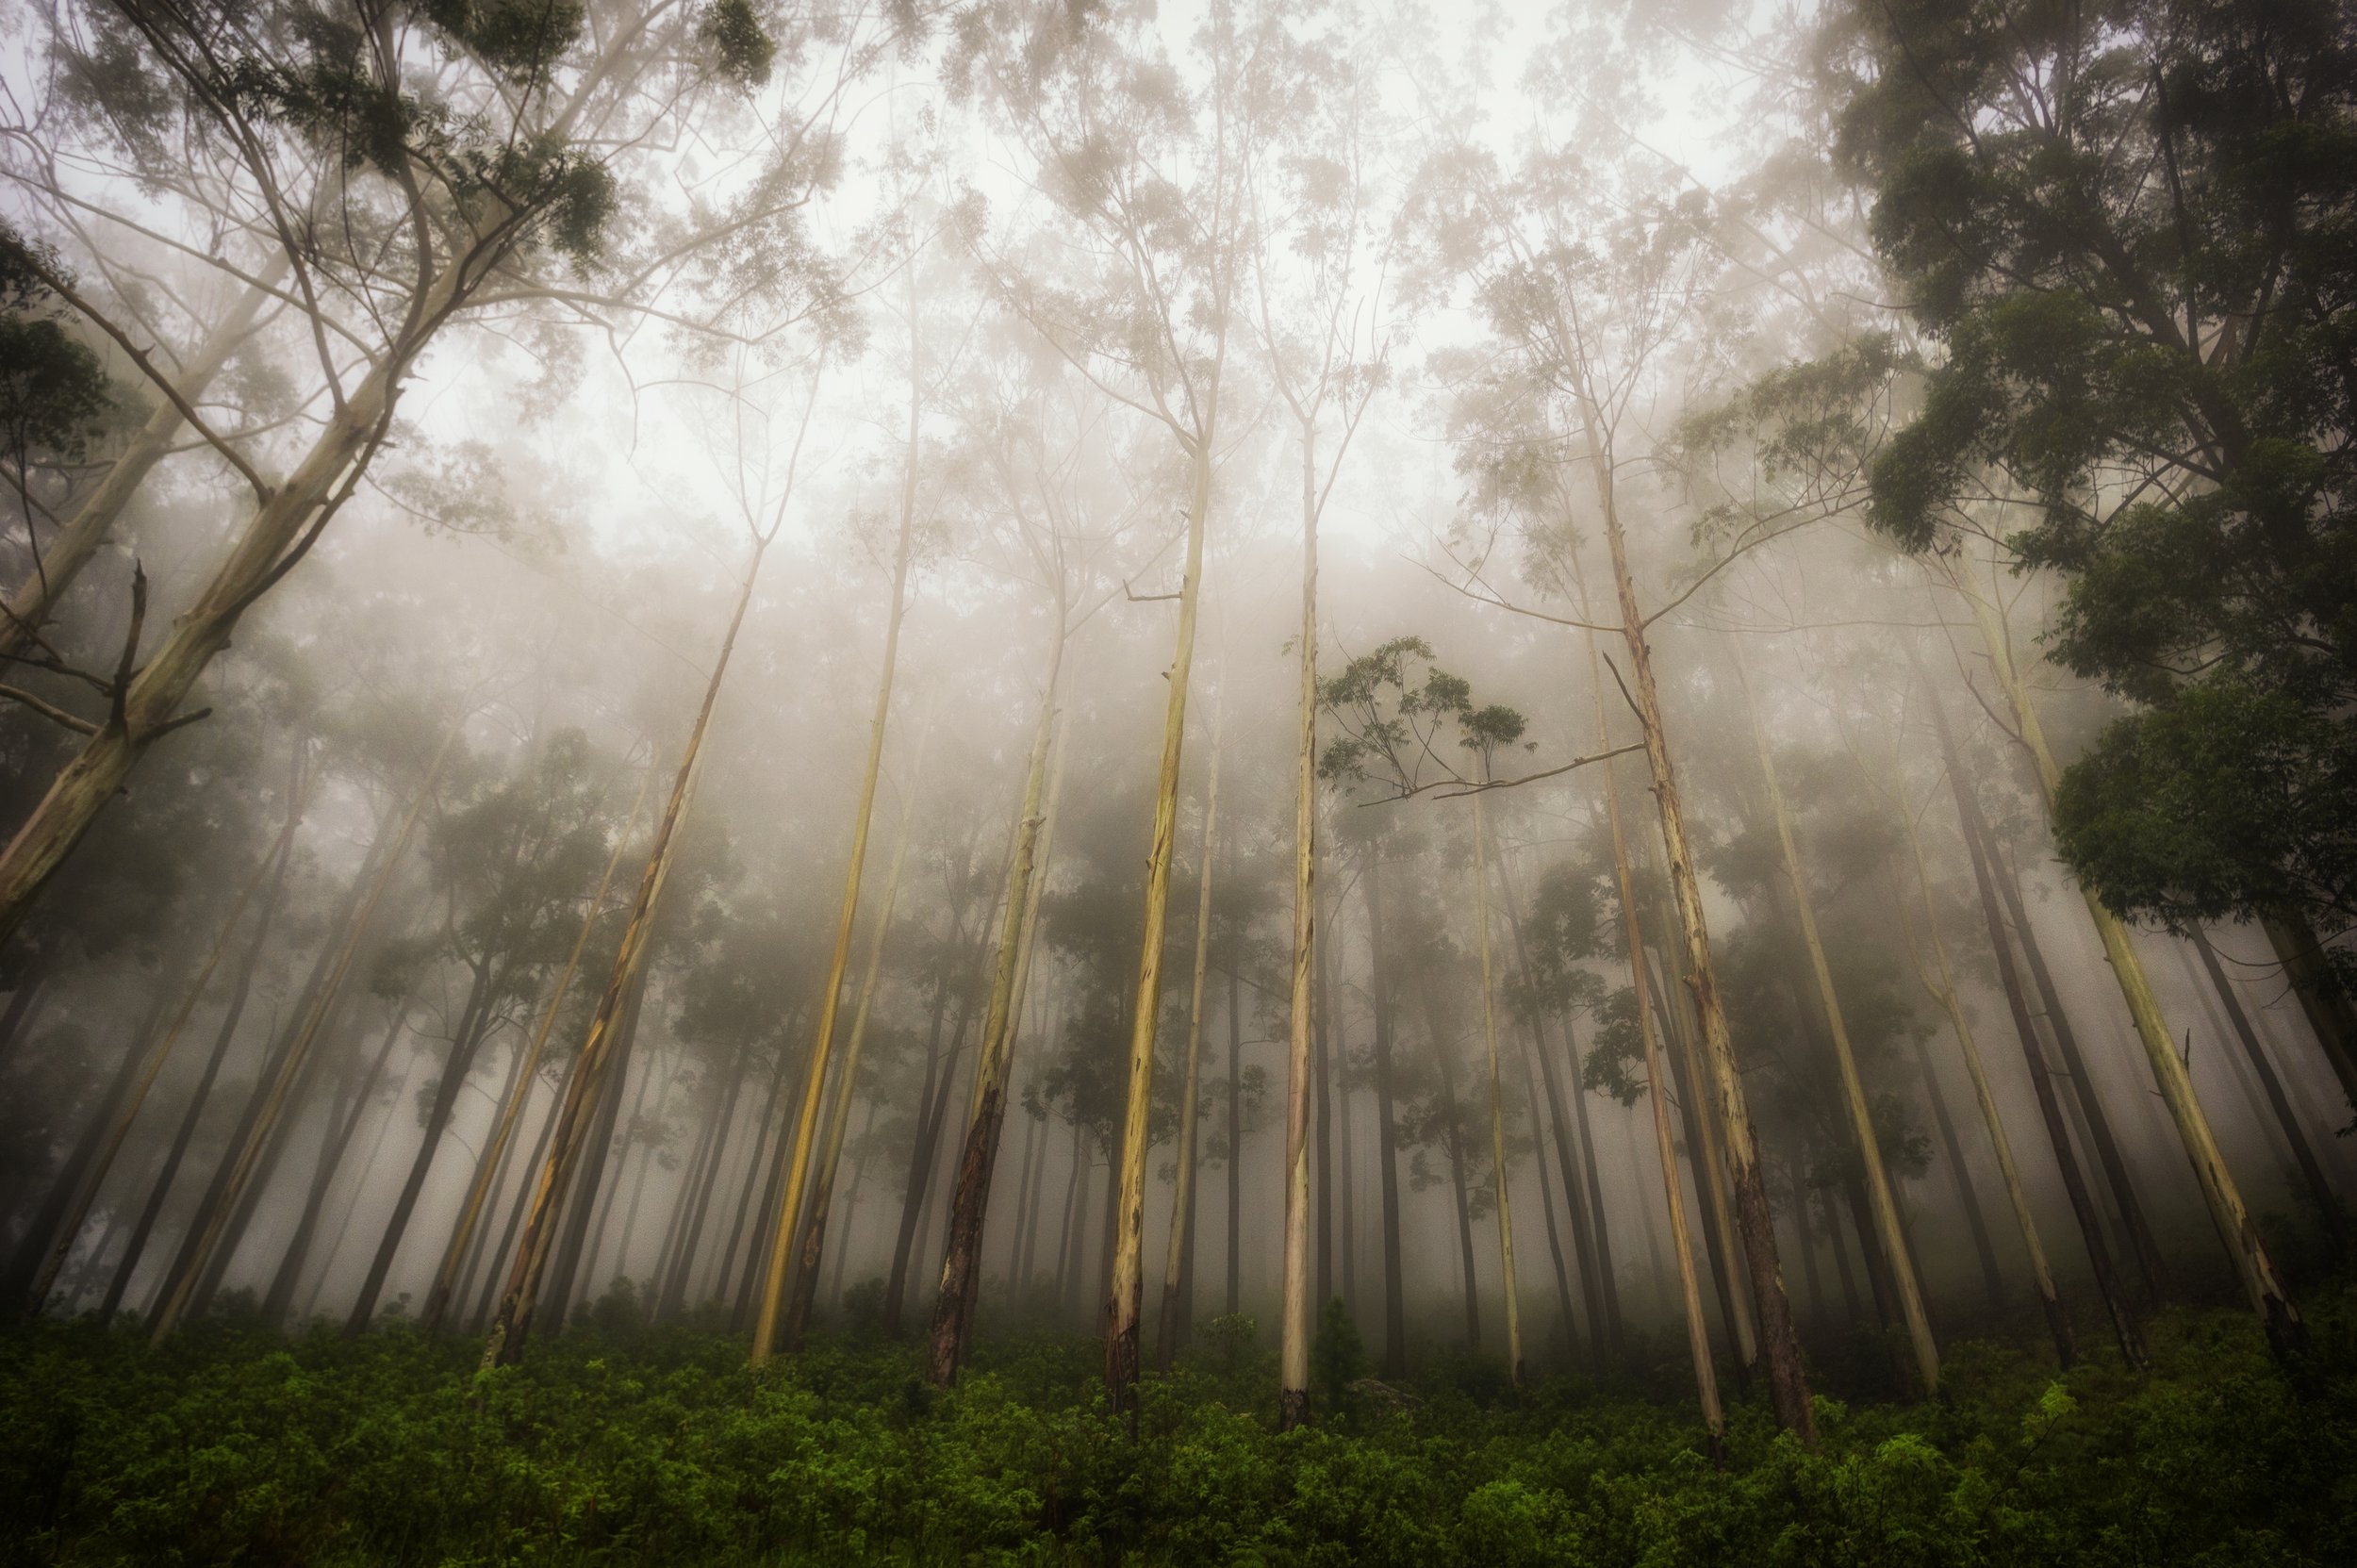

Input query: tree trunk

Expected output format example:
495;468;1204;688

1740;669;1938;1395
484;535;760;1368
2192;928;2346;1258
1104;429;1213;1414
1587;454;1815;1441
752;309;923;1367
657;1032;756;1320
543;975;648;1329
884;991;970;1335
1157;742;1221;1371
1594;686;1724;1457
2258;912;2357;1120
1421;975;1483;1352
924;667;1064;1378
1226;965;1244;1318
1365;852;1409;1378
1992;841;2168;1302
23;749;310;1311
0;261;288;666
1937;698;2147;1366
790;726;931;1347
1944;559;2302;1353
1277;433;1321;1426
150;722;457;1341
262;995;414;1325
346;964;497;1332
1467;788;1522;1382
423;775;647;1330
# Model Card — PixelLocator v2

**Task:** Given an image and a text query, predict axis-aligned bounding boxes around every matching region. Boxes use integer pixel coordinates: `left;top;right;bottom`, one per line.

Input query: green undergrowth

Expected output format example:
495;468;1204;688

4;1288;2355;1566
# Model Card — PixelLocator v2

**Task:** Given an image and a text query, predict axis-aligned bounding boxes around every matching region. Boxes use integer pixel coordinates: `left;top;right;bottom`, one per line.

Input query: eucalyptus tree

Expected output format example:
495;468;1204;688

0;0;882;945
1822;0;2357;1116
949;0;1265;1411
1240;0;1394;1427
925;354;1155;1386
341;730;625;1332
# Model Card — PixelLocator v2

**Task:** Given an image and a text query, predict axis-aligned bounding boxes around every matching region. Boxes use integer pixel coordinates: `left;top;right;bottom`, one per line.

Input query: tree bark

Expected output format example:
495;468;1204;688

2192;928;2346;1258
1740;668;1938;1395
1945;559;2301;1352
0;261;288;666
1467;787;1522;1382
1364;851;1409;1378
1157;738;1222;1371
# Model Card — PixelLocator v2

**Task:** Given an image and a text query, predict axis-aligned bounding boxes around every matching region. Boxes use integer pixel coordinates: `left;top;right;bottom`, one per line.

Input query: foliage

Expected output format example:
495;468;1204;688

4;1298;2353;1565
1824;0;2357;956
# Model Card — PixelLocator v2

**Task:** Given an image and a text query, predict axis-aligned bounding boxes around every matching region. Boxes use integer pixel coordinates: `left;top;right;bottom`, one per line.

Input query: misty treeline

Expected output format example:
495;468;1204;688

0;0;2349;1456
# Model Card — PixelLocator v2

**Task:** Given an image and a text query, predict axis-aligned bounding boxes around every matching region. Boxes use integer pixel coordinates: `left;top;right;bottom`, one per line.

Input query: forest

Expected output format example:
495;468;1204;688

1;0;2354;1562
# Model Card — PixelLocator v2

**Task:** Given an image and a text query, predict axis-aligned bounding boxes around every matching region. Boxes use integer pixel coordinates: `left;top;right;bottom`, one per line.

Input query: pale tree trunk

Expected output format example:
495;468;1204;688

0;239;483;947
1941;558;2302;1353
788;721;931;1345
2257;913;2357;1117
0;259;288;666
926;664;1060;1383
421;775;648;1331
148;718;461;1341
1158;714;1223;1372
1592;645;1723;1460
1739;669;1938;1395
1364;852;1409;1377
263;993;413;1326
24;745;311;1311
2190;928;2346;1259
482;536;762;1368
1104;436;1212;1412
1467;786;1522;1385
751;323;922;1365
1278;424;1320;1426
1931;680;2148;1366
1889;763;2074;1366
1586;443;1815;1441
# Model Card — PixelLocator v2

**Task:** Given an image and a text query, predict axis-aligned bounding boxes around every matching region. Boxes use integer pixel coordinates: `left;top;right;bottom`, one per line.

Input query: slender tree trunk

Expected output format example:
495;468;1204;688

1226;965;1244;1318
263;994;414;1325
1595;692;1722;1456
483;536;761;1368
3;983;172;1308
100;836;293;1323
1993;843;2168;1302
1913;1030;2004;1309
658;1032;757;1320
1586;461;1814;1441
1649;936;1755;1379
752;309;923;1367
1492;844;1611;1369
1520;1031;1579;1352
150;721;458;1341
2192;929;2346;1257
544;976;648;1329
1365;853;1409;1378
1421;975;1483;1352
1935;693;2147;1366
23;748;311;1311
1329;919;1357;1320
928;631;1074;1382
1467;789;1522;1382
1104;425;1215;1414
1277;437;1321;1425
1891;775;2072;1362
1;261;288;666
2258;912;2357;1119
1944;561;2302;1353
1740;669;1937;1395
346;964;498;1332
1157;742;1222;1371
423;776;647;1330
790;728;931;1348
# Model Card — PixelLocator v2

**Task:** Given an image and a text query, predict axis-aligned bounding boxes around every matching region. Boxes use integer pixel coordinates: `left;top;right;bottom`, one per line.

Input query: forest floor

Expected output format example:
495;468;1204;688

4;1283;2354;1566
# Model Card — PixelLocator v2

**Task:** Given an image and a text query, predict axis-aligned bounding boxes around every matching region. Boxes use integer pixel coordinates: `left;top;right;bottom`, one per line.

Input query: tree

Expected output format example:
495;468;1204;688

950;0;1258;1413
1826;0;2357;1114
0;0;869;945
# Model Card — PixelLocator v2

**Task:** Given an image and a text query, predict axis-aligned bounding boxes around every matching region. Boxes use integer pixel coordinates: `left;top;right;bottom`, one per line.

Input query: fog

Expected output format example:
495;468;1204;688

1;0;2348;1429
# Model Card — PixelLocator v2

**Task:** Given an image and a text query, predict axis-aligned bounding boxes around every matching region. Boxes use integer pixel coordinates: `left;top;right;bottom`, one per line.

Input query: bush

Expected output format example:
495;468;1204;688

1;1297;2352;1566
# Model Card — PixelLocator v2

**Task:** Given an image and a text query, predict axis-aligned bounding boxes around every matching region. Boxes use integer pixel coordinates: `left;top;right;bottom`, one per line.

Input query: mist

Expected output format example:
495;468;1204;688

2;1;2351;1560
